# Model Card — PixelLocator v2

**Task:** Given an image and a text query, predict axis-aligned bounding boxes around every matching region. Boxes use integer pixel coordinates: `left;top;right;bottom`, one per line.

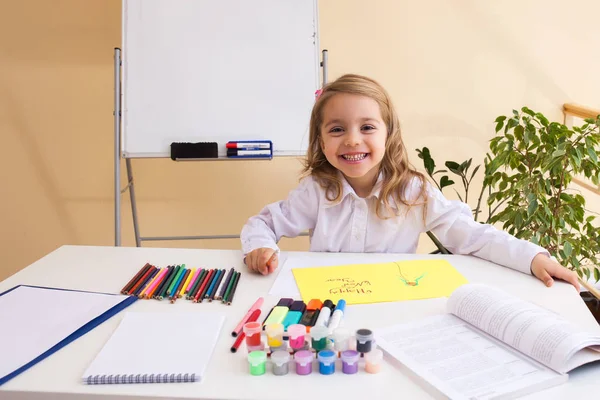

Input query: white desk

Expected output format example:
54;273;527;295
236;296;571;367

0;245;598;400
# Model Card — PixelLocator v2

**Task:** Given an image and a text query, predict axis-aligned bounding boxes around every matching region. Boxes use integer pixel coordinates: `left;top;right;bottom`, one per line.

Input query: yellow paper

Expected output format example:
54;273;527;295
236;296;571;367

291;259;468;305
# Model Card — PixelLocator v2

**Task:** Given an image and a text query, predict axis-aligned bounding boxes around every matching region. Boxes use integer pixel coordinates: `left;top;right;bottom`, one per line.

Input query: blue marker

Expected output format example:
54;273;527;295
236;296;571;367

327;299;346;333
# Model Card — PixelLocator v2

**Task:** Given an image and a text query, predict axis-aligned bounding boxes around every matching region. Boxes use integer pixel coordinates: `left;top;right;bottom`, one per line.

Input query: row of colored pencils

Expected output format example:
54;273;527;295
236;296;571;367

120;263;241;305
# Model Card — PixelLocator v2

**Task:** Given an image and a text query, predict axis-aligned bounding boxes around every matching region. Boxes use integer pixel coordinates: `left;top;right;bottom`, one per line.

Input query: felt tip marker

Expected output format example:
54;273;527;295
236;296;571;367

327;299;346;333
227;149;270;156
313;299;335;328
226;142;271;149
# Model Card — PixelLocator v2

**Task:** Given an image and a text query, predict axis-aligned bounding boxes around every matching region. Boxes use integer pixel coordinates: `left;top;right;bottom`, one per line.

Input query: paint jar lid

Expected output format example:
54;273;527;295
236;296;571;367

271;350;290;365
317;350;336;364
247;350;267;365
340;350;360;363
287;324;306;339
294;350;314;365
355;328;373;343
310;325;329;340
333;327;350;341
364;348;383;363
265;323;284;336
243;321;262;335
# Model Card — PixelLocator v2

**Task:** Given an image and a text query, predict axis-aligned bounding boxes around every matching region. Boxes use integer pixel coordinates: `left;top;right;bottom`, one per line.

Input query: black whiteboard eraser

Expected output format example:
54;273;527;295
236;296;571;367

170;142;218;160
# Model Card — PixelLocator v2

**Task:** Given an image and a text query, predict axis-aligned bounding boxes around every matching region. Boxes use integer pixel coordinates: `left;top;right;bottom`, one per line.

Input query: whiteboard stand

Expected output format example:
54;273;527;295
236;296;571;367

114;48;329;247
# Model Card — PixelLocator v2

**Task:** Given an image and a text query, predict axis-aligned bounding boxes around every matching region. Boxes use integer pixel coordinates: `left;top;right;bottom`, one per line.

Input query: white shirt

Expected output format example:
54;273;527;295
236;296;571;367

241;174;547;275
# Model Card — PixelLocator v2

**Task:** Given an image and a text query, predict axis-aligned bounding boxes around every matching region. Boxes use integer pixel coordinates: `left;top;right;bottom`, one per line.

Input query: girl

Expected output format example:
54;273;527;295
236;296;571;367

241;74;579;290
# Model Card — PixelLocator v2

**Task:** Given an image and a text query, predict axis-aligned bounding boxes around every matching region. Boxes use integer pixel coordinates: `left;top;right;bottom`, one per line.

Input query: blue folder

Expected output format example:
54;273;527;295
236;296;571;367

0;285;137;386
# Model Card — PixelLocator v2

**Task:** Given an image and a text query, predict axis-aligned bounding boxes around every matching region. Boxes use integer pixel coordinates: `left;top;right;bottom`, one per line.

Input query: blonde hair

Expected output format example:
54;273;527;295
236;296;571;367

302;74;427;218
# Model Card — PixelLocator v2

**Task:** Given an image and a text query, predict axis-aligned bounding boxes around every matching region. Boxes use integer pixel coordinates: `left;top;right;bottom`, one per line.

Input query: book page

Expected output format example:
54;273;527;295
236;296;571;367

376;314;567;400
447;284;600;373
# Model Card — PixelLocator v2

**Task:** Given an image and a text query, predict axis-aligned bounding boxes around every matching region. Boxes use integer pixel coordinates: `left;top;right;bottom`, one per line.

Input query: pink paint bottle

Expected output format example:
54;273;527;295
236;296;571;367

364;348;383;374
294;350;314;375
287;324;306;350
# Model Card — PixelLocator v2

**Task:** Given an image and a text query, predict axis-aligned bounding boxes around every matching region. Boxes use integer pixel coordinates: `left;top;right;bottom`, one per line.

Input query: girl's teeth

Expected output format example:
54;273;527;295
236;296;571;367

343;153;367;161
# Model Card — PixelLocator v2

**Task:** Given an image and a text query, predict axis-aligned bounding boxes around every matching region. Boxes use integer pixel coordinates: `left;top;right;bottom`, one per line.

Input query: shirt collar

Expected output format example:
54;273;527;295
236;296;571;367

323;171;386;208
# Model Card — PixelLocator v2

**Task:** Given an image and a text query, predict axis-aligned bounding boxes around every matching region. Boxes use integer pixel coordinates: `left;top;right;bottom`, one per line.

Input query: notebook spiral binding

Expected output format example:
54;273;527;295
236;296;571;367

83;373;197;385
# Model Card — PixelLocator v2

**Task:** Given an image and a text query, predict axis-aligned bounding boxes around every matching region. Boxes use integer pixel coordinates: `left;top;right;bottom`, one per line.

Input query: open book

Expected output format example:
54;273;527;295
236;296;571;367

376;283;600;400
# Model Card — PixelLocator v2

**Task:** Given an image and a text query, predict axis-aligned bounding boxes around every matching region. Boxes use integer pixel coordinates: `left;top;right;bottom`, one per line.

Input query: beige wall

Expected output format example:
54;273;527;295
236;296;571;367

1;0;599;280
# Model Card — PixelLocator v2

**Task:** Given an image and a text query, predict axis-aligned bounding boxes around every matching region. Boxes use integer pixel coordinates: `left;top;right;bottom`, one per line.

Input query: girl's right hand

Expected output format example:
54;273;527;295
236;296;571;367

245;247;279;275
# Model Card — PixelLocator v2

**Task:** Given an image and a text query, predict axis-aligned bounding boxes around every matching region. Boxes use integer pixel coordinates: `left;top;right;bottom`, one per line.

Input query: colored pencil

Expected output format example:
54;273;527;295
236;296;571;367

226;272;241;305
135;267;159;298
186;268;202;294
182;268;197;295
187;269;206;300
139;267;162;298
158;265;180;300
144;267;168;299
198;269;218;302
206;269;226;302
167;266;186;297
152;265;174;299
166;265;185;296
204;269;222;300
193;269;212;302
194;269;214;302
128;265;155;295
222;271;237;304
171;268;190;301
121;263;151;294
216;268;234;301
170;269;188;304
208;269;226;301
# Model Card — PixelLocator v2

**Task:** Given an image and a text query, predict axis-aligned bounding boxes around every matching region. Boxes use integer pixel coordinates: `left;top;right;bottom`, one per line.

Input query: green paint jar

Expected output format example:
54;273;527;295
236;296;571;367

247;350;267;376
310;326;329;351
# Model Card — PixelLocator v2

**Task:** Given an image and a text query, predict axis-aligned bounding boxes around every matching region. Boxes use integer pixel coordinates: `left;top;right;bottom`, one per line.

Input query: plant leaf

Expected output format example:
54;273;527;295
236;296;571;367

563;241;573;258
440;176;455;189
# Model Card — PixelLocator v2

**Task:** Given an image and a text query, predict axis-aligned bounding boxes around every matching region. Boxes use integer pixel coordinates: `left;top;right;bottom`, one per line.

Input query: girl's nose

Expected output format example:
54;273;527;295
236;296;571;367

344;129;361;147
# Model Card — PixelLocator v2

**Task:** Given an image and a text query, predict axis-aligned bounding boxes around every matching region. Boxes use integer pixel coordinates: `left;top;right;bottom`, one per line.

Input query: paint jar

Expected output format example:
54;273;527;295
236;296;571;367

247;350;267;376
270;350;290;376
294;350;314;375
310;326;329;352
287;324;306;350
243;321;263;350
265;323;284;348
333;327;351;353
317;350;336;375
355;329;374;353
268;342;288;356
364;348;383;374
340;350;360;374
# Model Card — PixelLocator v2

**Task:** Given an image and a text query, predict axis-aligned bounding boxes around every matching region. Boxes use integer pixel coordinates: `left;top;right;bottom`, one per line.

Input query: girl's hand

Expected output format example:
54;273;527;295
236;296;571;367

531;253;580;291
245;248;279;275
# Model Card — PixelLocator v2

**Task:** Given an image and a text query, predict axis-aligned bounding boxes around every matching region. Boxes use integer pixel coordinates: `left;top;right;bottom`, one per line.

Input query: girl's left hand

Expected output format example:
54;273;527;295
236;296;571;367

530;253;580;291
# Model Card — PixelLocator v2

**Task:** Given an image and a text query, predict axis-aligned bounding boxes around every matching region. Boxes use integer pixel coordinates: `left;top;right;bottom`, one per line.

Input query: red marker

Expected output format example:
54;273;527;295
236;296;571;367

232;297;264;337
226;142;271;149
231;309;261;353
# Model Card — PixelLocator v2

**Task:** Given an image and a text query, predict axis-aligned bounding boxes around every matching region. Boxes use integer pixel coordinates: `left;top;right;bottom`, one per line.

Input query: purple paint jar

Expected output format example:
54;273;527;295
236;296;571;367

340;350;360;374
294;350;314;375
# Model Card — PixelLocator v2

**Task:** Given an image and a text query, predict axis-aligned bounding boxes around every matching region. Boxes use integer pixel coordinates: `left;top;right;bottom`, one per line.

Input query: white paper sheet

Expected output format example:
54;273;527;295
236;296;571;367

0;286;130;383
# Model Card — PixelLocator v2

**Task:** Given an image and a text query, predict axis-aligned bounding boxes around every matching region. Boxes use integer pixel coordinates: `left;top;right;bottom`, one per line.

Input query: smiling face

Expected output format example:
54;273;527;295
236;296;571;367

320;93;387;196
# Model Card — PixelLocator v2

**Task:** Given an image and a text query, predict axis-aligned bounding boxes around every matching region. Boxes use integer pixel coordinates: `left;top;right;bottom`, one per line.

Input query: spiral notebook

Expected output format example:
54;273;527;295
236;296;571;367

82;311;225;384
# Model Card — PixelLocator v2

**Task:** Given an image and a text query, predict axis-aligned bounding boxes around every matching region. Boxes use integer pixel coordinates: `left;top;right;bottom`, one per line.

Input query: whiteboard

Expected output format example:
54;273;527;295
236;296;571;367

122;0;320;158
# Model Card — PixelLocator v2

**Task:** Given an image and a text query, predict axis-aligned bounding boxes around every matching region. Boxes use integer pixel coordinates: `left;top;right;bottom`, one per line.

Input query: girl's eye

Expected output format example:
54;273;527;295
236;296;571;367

362;125;376;131
329;127;344;134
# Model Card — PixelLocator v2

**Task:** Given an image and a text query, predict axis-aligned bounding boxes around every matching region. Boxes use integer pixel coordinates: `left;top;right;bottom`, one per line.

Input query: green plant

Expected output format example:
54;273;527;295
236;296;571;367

489;107;600;280
417;107;600;280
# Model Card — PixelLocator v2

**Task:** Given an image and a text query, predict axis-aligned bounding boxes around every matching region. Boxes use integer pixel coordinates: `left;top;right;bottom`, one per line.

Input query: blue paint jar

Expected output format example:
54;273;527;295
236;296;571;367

317;350;336;375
